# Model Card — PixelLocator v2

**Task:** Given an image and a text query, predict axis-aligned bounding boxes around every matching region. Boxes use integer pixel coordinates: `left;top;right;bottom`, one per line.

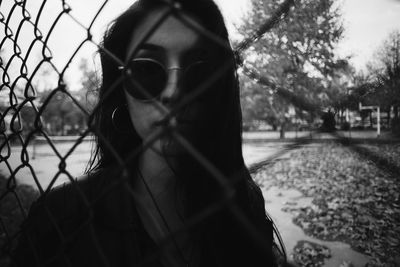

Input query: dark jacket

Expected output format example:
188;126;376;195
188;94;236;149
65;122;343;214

11;167;283;267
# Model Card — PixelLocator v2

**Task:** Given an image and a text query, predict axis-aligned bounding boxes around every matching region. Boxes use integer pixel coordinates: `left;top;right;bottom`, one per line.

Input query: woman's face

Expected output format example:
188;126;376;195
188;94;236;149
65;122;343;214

124;8;220;154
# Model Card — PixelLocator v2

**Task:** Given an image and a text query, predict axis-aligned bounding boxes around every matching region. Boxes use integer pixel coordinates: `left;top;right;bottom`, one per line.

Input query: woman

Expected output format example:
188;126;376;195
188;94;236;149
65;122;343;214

12;0;285;266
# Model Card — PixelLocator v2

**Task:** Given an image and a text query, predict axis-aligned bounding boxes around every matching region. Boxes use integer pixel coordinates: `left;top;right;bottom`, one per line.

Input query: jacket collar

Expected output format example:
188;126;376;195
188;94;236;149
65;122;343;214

88;167;138;231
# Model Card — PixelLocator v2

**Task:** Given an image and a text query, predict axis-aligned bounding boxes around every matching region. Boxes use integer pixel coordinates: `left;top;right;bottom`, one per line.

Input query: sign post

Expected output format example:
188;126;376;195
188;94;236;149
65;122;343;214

359;103;380;137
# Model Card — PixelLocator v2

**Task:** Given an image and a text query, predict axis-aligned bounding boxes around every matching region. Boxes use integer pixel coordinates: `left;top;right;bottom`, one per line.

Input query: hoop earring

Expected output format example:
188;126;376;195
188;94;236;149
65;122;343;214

111;105;134;134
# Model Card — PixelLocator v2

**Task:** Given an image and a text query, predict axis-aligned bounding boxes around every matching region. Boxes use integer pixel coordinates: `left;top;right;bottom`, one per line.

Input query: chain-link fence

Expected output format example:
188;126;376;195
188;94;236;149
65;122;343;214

0;0;294;266
1;0;400;266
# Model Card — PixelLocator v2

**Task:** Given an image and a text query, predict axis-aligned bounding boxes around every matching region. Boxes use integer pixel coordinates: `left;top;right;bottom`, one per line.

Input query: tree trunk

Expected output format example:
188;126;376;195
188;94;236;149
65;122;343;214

395;106;399;119
339;109;343;124
369;111;373;128
280;123;285;139
61;115;65;136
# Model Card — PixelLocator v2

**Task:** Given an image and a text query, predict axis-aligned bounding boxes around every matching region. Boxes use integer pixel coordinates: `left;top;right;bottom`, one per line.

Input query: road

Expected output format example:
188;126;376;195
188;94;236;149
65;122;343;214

2;130;396;190
0;140;289;190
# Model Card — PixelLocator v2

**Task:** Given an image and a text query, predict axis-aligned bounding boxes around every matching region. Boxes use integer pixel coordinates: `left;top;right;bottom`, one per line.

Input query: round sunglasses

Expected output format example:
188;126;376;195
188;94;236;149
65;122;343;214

121;58;215;101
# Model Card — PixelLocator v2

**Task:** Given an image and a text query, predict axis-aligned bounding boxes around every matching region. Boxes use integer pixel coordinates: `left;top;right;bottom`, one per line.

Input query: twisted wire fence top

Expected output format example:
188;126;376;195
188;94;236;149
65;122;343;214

3;0;397;266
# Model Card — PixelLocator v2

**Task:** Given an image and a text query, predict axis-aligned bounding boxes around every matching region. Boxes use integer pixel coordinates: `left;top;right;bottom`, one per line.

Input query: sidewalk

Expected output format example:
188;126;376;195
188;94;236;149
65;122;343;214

254;143;373;266
243;130;400;142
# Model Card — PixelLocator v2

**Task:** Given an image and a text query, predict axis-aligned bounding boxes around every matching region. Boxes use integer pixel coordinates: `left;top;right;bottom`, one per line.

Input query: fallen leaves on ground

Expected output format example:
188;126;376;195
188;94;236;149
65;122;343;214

253;142;400;266
292;240;331;267
358;143;400;170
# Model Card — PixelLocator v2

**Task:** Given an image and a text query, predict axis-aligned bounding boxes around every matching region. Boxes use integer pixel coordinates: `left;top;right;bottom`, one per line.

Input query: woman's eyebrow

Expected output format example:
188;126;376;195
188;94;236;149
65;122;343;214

137;43;165;52
191;47;210;57
137;42;212;57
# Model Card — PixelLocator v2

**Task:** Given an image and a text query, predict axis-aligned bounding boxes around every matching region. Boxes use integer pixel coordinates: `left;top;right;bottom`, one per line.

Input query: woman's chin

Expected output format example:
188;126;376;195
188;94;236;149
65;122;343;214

162;135;200;157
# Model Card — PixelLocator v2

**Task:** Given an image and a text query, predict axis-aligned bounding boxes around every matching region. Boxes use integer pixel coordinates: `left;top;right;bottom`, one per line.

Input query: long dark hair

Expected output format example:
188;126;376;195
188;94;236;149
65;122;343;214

88;0;281;265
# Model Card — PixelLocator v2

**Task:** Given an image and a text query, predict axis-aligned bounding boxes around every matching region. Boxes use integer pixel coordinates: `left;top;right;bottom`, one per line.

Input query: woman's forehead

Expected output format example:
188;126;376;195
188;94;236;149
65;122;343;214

126;8;215;59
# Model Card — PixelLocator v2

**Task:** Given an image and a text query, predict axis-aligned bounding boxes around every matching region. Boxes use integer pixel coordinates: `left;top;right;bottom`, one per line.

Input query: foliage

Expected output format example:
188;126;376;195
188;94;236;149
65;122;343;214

19;58;100;136
78;58;100;111
375;31;400;131
240;72;287;130
237;0;346;129
0;56;100;136
38;90;87;135
346;30;400;131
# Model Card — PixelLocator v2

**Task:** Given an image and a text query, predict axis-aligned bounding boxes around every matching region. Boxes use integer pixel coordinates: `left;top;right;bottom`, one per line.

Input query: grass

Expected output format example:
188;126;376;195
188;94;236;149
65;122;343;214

0;174;38;266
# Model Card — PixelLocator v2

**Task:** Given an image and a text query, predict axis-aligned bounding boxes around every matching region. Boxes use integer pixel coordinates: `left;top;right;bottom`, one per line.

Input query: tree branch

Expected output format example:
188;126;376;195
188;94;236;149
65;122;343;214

234;0;295;54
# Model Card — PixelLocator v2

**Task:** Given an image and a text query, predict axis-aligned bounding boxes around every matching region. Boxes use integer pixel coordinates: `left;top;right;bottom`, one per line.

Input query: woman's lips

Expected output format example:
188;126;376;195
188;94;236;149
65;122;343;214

152;120;197;138
153;117;194;127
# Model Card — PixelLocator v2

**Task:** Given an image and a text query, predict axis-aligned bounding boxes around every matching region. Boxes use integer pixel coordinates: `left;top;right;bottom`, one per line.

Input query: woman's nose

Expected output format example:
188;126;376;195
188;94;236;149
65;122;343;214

159;68;182;106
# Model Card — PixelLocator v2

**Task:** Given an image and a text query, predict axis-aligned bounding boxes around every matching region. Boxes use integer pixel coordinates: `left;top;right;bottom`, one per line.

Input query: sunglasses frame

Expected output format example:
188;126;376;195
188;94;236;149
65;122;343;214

119;58;212;102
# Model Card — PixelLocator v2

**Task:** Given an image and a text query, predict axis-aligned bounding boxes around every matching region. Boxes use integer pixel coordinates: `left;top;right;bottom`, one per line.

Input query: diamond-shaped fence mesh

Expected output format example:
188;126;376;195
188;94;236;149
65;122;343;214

1;0;399;266
0;0;293;266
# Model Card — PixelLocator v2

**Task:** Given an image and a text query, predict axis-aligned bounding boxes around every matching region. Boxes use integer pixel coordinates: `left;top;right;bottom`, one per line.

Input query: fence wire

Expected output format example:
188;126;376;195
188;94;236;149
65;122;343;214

0;0;399;266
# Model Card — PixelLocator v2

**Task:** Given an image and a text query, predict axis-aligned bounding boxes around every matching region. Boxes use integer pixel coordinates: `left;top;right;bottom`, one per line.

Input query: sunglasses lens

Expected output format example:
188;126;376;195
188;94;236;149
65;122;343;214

185;62;214;94
124;60;167;100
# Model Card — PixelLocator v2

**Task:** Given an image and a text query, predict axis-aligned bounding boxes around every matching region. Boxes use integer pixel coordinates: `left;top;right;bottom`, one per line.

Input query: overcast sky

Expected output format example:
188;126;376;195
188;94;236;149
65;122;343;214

1;0;400;90
336;0;400;70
